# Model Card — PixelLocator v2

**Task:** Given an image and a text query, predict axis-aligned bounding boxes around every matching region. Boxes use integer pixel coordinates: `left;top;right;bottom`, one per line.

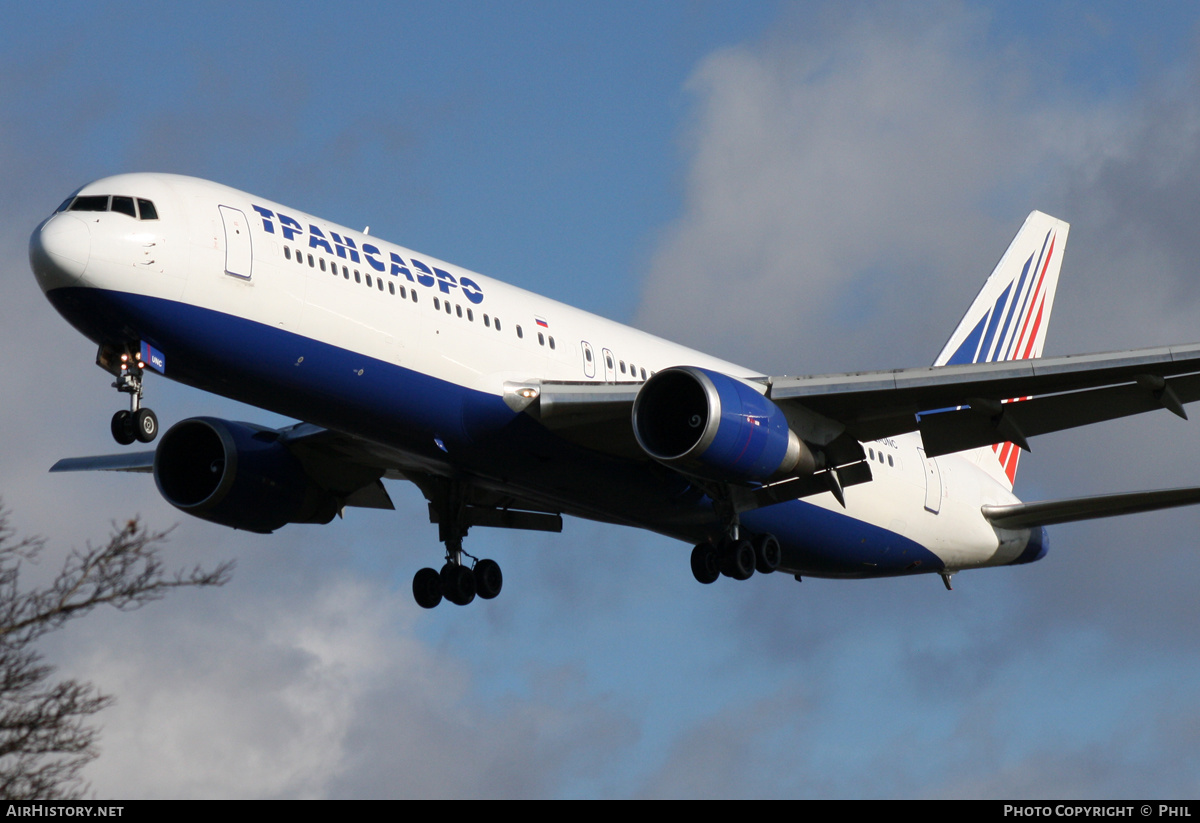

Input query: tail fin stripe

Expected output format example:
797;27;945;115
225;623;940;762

1004;232;1051;361
1004;229;1053;357
1020;295;1047;360
1013;234;1056;360
992;254;1033;362
981;282;1014;363
960;315;988;366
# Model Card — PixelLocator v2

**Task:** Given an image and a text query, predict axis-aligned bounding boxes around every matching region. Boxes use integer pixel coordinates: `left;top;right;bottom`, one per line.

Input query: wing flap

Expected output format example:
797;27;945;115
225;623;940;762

918;372;1200;457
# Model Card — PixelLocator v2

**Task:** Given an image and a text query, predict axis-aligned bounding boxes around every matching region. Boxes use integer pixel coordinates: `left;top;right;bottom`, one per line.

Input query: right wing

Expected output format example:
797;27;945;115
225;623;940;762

767;342;1200;456
526;341;1200;463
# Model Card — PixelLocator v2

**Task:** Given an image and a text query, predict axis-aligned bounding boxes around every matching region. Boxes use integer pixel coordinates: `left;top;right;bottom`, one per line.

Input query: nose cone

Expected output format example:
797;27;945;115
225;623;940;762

30;213;91;291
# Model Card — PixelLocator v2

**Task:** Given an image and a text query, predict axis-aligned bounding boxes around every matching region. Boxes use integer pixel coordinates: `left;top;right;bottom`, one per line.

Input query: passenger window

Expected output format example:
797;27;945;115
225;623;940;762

640;368;647;380
365;274;372;286
111;196;136;217
888;455;894;467
354;271;361;283
137;199;158;220
585;349;592;362
484;314;491;328
494;318;500;331
549;337;555;350
400;286;407;299
284;247;291;260
388;282;395;295
620;361;626;374
445;301;451;314
467;309;473;322
378;279;384;291
538;332;545;346
308;254;315;267
516;325;523;339
434;297;440;310
456;304;462;317
320;258;326;272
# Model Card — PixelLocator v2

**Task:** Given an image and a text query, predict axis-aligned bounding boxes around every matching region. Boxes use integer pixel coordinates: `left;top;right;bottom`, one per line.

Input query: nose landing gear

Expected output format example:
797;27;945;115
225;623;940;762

102;347;159;445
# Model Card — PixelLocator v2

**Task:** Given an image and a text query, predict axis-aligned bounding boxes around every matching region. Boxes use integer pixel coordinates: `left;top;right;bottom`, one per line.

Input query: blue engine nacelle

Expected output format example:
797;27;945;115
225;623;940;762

632;366;816;483
153;417;339;533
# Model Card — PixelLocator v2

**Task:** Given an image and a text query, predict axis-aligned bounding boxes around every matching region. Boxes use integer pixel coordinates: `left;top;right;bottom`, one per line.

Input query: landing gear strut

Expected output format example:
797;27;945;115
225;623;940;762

412;480;504;609
107;349;157;445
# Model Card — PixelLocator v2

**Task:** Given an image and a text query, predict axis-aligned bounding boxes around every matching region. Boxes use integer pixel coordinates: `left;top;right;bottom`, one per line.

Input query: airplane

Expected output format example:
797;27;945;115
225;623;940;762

28;173;1200;608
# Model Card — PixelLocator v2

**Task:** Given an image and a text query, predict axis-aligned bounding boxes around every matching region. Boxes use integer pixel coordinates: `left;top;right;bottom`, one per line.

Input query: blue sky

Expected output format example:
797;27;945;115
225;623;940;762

3;0;1200;798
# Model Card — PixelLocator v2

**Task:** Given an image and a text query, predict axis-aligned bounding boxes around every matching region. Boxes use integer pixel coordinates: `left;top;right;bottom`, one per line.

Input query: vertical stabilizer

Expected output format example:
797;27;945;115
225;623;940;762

932;211;1070;488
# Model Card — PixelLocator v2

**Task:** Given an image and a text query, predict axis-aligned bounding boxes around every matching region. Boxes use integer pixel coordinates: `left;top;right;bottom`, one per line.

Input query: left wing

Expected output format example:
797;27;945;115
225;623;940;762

52;423;396;511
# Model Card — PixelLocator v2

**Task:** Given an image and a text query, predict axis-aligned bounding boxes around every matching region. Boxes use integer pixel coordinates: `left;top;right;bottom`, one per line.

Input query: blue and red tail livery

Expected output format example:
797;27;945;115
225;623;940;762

934;212;1069;486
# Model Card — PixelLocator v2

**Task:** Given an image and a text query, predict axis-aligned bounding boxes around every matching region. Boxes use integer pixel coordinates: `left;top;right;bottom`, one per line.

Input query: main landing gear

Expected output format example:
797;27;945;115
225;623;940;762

107;349;158;445
412;480;504;609
689;483;782;586
412;554;503;609
690;530;781;585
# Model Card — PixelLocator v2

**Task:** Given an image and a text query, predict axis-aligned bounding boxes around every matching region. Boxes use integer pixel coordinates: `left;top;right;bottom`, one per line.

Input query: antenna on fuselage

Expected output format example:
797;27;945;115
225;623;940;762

364;226;370;235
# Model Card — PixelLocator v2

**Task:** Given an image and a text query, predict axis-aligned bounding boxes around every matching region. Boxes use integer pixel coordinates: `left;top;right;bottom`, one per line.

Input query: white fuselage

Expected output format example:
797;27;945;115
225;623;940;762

31;173;1036;579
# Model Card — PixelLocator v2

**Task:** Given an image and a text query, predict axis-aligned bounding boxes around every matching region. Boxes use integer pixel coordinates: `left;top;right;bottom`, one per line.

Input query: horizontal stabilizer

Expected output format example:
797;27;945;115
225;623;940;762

982;486;1200;529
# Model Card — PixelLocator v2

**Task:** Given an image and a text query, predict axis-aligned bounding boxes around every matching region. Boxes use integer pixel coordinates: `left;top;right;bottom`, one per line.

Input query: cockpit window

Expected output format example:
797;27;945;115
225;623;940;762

111;196;136;217
64;194;159;220
69;195;109;212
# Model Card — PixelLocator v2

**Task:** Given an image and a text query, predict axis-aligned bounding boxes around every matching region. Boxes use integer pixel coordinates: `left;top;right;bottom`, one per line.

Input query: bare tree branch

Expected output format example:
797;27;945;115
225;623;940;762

0;507;232;799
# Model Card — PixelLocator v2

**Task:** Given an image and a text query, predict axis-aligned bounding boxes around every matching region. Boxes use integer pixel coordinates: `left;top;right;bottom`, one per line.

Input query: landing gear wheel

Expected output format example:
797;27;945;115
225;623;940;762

441;563;476;606
690;543;720;584
474;559;503;600
721;539;756;581
413;567;443;609
110;410;135;445
753;534;781;574
133;408;158;443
